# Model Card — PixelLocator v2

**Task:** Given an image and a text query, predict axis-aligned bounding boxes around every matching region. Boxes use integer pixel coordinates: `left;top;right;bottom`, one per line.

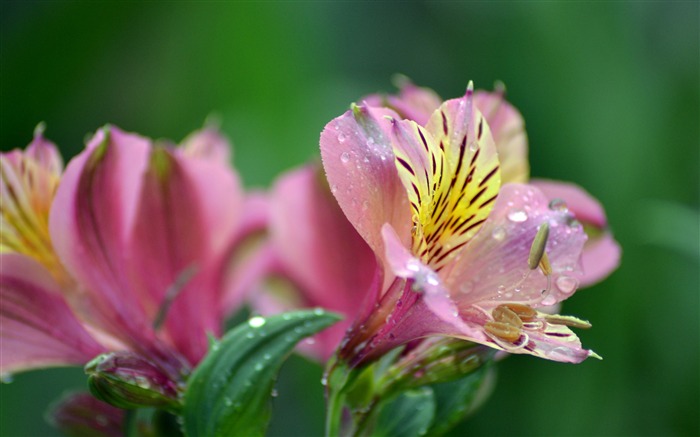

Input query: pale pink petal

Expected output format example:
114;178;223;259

442;184;588;309
0;254;106;374
49;127;156;346
474;90;529;184
179;125;232;166
320;104;412;271
531;179;621;286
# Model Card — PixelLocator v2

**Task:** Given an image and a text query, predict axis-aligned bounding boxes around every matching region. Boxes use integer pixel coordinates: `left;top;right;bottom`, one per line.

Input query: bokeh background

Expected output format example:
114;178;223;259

1;2;698;436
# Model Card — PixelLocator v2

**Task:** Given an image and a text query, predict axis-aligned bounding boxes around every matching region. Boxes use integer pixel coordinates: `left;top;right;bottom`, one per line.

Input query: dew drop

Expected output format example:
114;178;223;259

406;259;422;272
330;184;338;194
95;415;108;426
361;200;369;211
224;397;233;407
340;152;350;163
2;372;15;384
271;389;278;398
541;295;557;306
304;337;316;345
556;276;579;294
491;226;506;241
507;209;528;222
469;142;479;152
459;281;474;294
248;316;266;328
254;363;264;371
548;198;568;212
338;133;346;143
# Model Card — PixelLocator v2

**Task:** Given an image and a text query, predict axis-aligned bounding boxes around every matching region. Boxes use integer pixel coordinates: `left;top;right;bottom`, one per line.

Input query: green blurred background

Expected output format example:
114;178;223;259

1;2;698;436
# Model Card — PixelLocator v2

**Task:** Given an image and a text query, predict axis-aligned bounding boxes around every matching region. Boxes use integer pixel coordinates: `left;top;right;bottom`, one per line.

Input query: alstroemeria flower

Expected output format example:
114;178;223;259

1;125;246;382
321;83;599;365
248;164;377;360
364;79;619;285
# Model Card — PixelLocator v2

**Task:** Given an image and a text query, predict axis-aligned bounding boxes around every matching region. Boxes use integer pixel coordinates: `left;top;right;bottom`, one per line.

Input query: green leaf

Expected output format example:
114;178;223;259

374;387;436;437
427;365;495;436
182;310;341;437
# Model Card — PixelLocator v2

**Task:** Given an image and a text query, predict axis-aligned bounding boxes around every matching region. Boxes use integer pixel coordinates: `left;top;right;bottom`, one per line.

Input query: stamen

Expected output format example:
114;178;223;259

544;314;592;329
492;305;523;328
500;303;537;322
484;321;521;342
528;223;549;270
153;265;198;330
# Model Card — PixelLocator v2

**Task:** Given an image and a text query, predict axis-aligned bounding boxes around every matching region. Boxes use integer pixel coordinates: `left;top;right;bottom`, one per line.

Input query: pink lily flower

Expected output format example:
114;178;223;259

320;83;600;365
248;164;377;360
1;125;245;381
364;78;619;285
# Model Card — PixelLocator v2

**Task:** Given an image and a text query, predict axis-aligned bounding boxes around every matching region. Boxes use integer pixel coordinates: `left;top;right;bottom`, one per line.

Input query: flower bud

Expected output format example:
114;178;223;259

85;352;183;411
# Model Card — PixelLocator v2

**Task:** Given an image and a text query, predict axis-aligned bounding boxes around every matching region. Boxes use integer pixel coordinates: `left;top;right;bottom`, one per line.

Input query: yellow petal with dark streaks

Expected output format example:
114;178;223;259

390;83;501;271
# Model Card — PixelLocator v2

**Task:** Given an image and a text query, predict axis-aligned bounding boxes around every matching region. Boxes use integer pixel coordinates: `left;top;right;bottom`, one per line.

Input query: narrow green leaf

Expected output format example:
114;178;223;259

427;365;495;436
182;310;340;437
373;388;435;437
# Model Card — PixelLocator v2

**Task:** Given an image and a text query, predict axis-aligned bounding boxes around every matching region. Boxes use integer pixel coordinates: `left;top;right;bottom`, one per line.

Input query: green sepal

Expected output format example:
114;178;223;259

123;408;183;437
373;388;436;437
182;309;341;437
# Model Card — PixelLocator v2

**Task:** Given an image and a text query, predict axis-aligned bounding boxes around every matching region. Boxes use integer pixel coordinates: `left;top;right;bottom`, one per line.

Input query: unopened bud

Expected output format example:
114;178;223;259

85;352;182;411
47;391;124;437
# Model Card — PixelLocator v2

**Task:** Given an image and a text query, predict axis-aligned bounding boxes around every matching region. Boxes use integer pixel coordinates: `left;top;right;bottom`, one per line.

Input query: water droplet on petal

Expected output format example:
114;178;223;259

340;152;350;163
469;142;479;152
406;259;422;272
556;276;579;294
548;198;568;212
541;295;557;306
507;210;528;222
338;133;346;143
491;226;506;241
330;184;338;194
460;281;474;294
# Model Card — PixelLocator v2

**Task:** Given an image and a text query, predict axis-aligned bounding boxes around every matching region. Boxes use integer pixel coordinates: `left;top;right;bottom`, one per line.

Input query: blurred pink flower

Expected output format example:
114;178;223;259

1;125;249;380
320;84;601;365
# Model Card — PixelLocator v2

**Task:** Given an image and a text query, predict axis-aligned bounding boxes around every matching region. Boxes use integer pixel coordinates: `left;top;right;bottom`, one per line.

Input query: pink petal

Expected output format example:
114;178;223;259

219;191;272;314
126;146;242;364
363;78;442;126
264;165;377;359
474;90;529;184
530;179;607;227
0;254;106;374
49;127;159;347
442;183;588;309
531;179;621;286
48;391;124;437
381;223;474;335
179;125;232;166
271;165;376;311
26;124;64;175
320;104;413;273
